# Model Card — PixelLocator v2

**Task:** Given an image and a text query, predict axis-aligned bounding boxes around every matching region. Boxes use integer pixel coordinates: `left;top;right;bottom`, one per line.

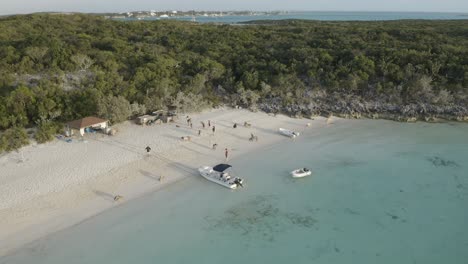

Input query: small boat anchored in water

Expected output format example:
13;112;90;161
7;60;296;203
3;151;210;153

198;164;244;189
279;128;300;138
291;168;312;178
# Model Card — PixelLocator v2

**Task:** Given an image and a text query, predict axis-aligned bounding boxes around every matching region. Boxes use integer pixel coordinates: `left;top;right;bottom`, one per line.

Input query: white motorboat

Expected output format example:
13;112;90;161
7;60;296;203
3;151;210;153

291;168;312;178
279;128;300;138
198;164;244;189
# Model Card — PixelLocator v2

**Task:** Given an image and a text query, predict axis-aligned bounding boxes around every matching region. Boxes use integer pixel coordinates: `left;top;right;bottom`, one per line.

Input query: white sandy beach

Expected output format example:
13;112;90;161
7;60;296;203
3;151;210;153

0;108;331;256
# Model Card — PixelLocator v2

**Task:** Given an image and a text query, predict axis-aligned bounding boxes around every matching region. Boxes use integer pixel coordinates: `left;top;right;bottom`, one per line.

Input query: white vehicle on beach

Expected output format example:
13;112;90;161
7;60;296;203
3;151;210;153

291;168;312;178
198;164;244;189
279;128;300;138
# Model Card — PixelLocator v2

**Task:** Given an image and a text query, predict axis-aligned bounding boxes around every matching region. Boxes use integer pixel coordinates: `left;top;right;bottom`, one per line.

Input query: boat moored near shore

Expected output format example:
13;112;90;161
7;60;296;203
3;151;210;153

198;164;244;189
291;168;312;178
279;128;300;138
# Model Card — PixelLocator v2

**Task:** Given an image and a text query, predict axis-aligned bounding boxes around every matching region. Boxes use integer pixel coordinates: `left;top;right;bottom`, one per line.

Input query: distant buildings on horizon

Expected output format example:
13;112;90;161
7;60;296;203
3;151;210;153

104;10;286;19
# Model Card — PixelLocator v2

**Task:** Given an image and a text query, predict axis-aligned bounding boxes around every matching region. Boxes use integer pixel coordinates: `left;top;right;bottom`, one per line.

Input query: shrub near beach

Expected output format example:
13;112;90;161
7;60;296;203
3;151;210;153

34;121;62;144
0;127;29;152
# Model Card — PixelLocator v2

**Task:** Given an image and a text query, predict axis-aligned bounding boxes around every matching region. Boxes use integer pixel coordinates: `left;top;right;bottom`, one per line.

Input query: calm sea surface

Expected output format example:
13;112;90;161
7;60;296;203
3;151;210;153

2;119;468;263
118;11;468;23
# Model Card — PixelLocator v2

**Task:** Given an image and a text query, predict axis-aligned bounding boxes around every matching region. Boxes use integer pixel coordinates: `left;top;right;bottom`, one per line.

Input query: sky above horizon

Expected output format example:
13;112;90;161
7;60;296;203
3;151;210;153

2;0;468;15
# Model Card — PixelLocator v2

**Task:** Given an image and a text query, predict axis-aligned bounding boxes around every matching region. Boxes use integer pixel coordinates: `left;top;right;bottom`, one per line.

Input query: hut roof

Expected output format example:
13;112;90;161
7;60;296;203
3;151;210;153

67;117;108;129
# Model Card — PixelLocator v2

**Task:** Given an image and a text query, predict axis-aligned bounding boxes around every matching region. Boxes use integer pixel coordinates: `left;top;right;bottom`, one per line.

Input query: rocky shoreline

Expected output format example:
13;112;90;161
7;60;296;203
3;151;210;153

258;98;468;123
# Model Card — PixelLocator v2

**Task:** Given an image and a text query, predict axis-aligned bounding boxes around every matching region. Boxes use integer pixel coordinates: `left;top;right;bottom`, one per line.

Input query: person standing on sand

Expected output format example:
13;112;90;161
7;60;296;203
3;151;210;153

212;143;218;150
190;122;193;129
198;130;201;136
208;120;211;127
212;126;216;134
225;148;229;161
145;146;151;155
201;121;205;129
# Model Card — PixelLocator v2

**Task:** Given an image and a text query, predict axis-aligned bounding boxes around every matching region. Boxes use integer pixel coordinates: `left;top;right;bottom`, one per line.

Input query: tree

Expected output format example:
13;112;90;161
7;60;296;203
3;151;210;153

6;86;36;127
35;121;60;143
25;46;48;64
71;54;94;71
0;98;10;129
130;102;147;116
237;88;260;109
97;95;132;123
412;75;435;103
171;92;210;113
433;89;454;105
1;127;29;152
242;71;259;90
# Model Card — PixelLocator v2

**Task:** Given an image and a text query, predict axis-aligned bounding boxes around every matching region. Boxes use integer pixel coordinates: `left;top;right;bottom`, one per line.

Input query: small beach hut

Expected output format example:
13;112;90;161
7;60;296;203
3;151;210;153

65;116;109;136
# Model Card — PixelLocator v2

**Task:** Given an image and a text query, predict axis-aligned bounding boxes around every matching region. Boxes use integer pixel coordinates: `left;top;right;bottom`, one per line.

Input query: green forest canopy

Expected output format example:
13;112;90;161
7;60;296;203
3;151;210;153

0;14;467;132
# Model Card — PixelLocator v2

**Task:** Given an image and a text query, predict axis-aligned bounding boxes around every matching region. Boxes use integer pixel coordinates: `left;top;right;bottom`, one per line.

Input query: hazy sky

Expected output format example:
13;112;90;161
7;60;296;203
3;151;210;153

2;0;468;15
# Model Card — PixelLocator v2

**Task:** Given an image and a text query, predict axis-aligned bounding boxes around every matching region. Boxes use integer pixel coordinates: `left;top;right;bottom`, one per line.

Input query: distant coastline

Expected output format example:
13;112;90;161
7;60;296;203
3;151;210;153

103;10;468;22
2;10;467;19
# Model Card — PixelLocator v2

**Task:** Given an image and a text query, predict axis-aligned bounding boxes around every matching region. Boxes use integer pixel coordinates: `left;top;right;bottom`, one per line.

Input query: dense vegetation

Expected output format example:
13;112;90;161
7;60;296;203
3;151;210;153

0;14;467;151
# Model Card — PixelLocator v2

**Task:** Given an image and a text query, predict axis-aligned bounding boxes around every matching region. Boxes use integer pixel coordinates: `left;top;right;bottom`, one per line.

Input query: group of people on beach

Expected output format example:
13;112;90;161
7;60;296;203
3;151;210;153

186;117;193;128
146;116;260;171
189;116;215;134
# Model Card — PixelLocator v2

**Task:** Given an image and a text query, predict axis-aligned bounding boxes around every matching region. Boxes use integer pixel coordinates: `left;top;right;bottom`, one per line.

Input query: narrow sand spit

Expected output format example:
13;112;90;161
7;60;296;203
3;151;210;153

0;108;329;256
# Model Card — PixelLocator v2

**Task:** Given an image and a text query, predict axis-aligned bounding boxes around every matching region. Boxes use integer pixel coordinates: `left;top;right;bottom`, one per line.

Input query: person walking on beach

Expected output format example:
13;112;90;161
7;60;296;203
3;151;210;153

145;146;151;155
190;122;193;129
212;143;218;150
198;130;201;136
201;121;205;129
212;126;216;134
208;120;211;127
225;148;229;161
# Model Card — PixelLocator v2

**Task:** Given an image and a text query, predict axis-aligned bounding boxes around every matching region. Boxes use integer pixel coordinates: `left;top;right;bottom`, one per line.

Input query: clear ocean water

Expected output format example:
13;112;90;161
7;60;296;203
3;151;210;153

119;11;468;23
2;120;468;264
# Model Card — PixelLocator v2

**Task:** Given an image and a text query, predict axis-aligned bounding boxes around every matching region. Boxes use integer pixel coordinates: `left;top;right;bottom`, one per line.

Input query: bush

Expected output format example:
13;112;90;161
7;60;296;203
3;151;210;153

0;134;5;153
144;96;166;113
239;89;260;109
35;121;61;143
130;102;147;117
97;95;132;123
171;92;211;113
0;127;30;152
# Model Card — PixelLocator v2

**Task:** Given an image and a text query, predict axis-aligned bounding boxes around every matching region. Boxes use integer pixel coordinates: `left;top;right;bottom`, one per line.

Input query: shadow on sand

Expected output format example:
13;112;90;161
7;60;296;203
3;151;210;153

253;126;280;137
139;169;159;181
92;190;115;202
167;161;198;176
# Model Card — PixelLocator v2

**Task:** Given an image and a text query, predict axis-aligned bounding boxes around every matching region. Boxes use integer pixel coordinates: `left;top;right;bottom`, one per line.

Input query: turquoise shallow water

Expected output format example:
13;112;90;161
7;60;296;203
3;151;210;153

2;120;468;263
